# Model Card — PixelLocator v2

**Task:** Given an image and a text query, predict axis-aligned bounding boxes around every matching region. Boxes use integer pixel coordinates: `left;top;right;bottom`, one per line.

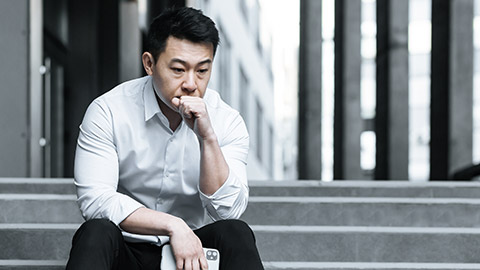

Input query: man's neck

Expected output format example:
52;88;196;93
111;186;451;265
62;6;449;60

156;95;182;132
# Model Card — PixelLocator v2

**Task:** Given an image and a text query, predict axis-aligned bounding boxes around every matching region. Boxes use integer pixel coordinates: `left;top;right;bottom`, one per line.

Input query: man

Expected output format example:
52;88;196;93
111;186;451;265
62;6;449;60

66;7;264;270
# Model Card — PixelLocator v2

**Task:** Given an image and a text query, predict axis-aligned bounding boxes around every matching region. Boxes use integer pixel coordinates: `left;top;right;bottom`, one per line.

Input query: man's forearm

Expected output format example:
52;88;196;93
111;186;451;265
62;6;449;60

119;207;181;236
120;205;207;269
199;134;229;195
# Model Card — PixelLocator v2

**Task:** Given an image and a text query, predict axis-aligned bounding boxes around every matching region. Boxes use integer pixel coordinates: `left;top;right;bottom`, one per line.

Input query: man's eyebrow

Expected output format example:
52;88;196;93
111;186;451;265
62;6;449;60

198;59;212;65
170;58;187;65
169;58;212;66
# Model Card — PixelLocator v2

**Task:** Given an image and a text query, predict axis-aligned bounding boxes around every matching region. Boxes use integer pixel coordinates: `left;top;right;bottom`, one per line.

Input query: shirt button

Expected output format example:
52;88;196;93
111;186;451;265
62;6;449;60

156;198;164;204
169;138;173;143
165;172;170;177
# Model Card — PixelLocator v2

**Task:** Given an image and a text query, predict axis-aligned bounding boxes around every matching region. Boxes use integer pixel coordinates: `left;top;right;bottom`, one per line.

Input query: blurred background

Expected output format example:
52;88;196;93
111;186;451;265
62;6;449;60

1;0;479;182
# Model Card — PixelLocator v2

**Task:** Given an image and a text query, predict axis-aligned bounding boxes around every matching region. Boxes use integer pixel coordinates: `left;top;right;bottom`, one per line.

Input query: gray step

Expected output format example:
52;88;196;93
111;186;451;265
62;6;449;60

0;260;64;270
4;224;480;264
0;179;75;194
249;181;480;198
6;194;480;227
242;197;480;227
0;224;78;260
252;226;480;263
263;262;480;270
0;194;83;223
4;178;480;198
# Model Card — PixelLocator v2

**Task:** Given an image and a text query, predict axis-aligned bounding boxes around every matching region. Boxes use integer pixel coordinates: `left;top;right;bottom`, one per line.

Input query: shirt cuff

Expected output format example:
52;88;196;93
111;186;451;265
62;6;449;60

109;194;146;226
198;170;241;213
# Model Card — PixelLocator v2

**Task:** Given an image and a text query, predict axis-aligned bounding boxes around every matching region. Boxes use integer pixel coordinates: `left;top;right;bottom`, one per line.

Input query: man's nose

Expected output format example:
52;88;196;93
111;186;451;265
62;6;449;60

182;72;197;93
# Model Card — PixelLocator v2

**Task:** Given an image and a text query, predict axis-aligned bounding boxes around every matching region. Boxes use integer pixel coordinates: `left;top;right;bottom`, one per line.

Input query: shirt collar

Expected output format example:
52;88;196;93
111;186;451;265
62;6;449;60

143;77;162;122
143;77;179;132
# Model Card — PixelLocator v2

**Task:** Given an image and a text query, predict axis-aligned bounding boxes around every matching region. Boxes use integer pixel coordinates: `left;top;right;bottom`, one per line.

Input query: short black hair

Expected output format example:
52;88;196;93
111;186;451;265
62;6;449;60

146;7;220;61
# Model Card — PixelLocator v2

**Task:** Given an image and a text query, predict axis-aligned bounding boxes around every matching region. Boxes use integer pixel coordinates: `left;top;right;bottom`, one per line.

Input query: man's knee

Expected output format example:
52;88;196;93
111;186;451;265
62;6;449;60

72;219;123;249
214;219;257;246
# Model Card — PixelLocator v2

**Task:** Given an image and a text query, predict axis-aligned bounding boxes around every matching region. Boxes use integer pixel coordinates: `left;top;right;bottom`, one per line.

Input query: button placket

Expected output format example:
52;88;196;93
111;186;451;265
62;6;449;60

164;135;175;179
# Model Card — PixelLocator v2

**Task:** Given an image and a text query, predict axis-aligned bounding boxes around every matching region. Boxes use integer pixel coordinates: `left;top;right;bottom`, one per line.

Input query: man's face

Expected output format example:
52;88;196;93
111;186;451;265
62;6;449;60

144;37;214;112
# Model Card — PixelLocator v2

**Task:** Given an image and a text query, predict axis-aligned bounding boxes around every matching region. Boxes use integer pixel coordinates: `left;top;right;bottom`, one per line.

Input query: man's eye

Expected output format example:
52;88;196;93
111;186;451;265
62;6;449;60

198;69;208;74
172;68;184;73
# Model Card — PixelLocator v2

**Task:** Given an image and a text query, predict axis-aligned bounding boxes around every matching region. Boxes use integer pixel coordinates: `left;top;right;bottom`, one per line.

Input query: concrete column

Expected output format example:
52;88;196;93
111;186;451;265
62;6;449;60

298;0;322;179
375;0;409;180
120;1;142;82
334;0;363;180
0;0;31;176
430;0;473;180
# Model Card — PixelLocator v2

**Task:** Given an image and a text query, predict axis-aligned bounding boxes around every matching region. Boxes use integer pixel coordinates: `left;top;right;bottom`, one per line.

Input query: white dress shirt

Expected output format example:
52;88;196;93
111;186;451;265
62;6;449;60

74;76;249;244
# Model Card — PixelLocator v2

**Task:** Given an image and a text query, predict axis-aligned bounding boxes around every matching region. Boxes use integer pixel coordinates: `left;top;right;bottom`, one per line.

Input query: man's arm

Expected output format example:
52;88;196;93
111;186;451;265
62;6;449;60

172;96;231;195
75;99;145;225
172;96;249;219
119;208;208;270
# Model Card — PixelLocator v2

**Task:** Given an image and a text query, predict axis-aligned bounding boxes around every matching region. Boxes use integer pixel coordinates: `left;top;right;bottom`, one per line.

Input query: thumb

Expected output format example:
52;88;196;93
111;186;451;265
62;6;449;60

171;97;181;110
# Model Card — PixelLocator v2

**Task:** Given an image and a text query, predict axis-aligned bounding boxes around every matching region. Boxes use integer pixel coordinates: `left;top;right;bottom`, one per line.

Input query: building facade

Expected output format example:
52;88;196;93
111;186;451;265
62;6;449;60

0;0;288;181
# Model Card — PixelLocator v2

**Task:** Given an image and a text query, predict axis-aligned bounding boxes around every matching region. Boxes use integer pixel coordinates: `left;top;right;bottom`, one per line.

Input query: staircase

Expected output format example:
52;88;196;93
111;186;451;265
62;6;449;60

245;180;480;270
2;178;480;269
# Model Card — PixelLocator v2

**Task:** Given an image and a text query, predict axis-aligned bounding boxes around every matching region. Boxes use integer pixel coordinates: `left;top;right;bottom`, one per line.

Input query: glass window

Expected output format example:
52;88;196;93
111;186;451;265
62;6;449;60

473;0;480;163
239;66;250;128
408;0;431;181
360;0;376;176
256;99;263;162
217;26;231;103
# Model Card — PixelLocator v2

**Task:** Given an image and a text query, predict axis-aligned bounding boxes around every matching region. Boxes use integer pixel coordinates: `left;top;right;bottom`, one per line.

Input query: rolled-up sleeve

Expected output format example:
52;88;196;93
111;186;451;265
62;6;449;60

199;112;249;220
74;99;144;226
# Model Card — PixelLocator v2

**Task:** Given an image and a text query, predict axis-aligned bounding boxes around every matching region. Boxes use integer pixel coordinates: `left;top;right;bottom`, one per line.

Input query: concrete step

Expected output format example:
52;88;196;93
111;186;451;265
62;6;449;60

4;178;480;198
6;194;480;227
0;179;75;194
242;197;480;227
249;180;480;198
263;262;480;270
4;224;480;264
0;194;83;223
252;226;480;263
0;224;78;260
8;194;480;227
0;260;64;270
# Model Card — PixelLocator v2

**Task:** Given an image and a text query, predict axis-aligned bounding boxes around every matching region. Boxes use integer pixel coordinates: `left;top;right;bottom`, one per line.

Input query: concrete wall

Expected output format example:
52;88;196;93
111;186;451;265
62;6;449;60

0;0;30;176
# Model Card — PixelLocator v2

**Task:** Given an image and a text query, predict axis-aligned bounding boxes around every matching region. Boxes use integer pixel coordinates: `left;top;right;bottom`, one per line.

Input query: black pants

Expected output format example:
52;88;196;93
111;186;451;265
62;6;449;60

66;219;264;270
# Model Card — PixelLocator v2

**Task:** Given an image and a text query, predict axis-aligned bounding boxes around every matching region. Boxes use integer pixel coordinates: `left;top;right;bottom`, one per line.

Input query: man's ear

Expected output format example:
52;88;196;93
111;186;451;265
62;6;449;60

142;52;155;75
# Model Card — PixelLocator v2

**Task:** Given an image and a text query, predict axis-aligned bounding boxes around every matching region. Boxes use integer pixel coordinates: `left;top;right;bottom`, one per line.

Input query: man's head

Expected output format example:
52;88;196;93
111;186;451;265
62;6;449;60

146;7;220;62
142;7;218;116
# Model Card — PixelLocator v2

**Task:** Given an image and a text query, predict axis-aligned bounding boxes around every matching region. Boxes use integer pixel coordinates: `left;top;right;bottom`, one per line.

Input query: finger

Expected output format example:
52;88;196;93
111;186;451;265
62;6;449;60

184;259;193;270
192;257;200;270
182;106;194;119
176;258;184;270
200;255;209;270
179;103;195;119
171;97;181;109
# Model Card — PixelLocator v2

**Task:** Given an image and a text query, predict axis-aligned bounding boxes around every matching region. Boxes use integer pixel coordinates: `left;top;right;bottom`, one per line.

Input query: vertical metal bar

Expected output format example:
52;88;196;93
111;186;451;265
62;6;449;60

29;0;43;177
43;57;52;177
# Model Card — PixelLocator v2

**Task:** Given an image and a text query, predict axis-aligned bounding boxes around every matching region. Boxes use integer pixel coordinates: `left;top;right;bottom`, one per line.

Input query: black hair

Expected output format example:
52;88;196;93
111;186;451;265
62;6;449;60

146;7;220;61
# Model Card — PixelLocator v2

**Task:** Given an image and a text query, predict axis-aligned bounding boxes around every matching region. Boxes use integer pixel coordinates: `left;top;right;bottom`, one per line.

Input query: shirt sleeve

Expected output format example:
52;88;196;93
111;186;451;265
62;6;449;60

74;99;145;226
198;111;250;220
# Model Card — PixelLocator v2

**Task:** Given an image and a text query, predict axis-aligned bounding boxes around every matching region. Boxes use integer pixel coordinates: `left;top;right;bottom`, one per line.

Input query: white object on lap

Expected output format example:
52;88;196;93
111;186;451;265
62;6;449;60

160;244;220;270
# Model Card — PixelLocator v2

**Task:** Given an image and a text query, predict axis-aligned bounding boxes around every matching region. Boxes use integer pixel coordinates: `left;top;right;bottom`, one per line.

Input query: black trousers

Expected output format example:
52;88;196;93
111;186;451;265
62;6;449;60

66;219;264;270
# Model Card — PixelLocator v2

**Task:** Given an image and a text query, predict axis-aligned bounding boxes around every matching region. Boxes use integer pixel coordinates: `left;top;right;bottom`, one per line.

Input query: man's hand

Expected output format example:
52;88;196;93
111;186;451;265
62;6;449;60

172;96;215;141
169;218;208;270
